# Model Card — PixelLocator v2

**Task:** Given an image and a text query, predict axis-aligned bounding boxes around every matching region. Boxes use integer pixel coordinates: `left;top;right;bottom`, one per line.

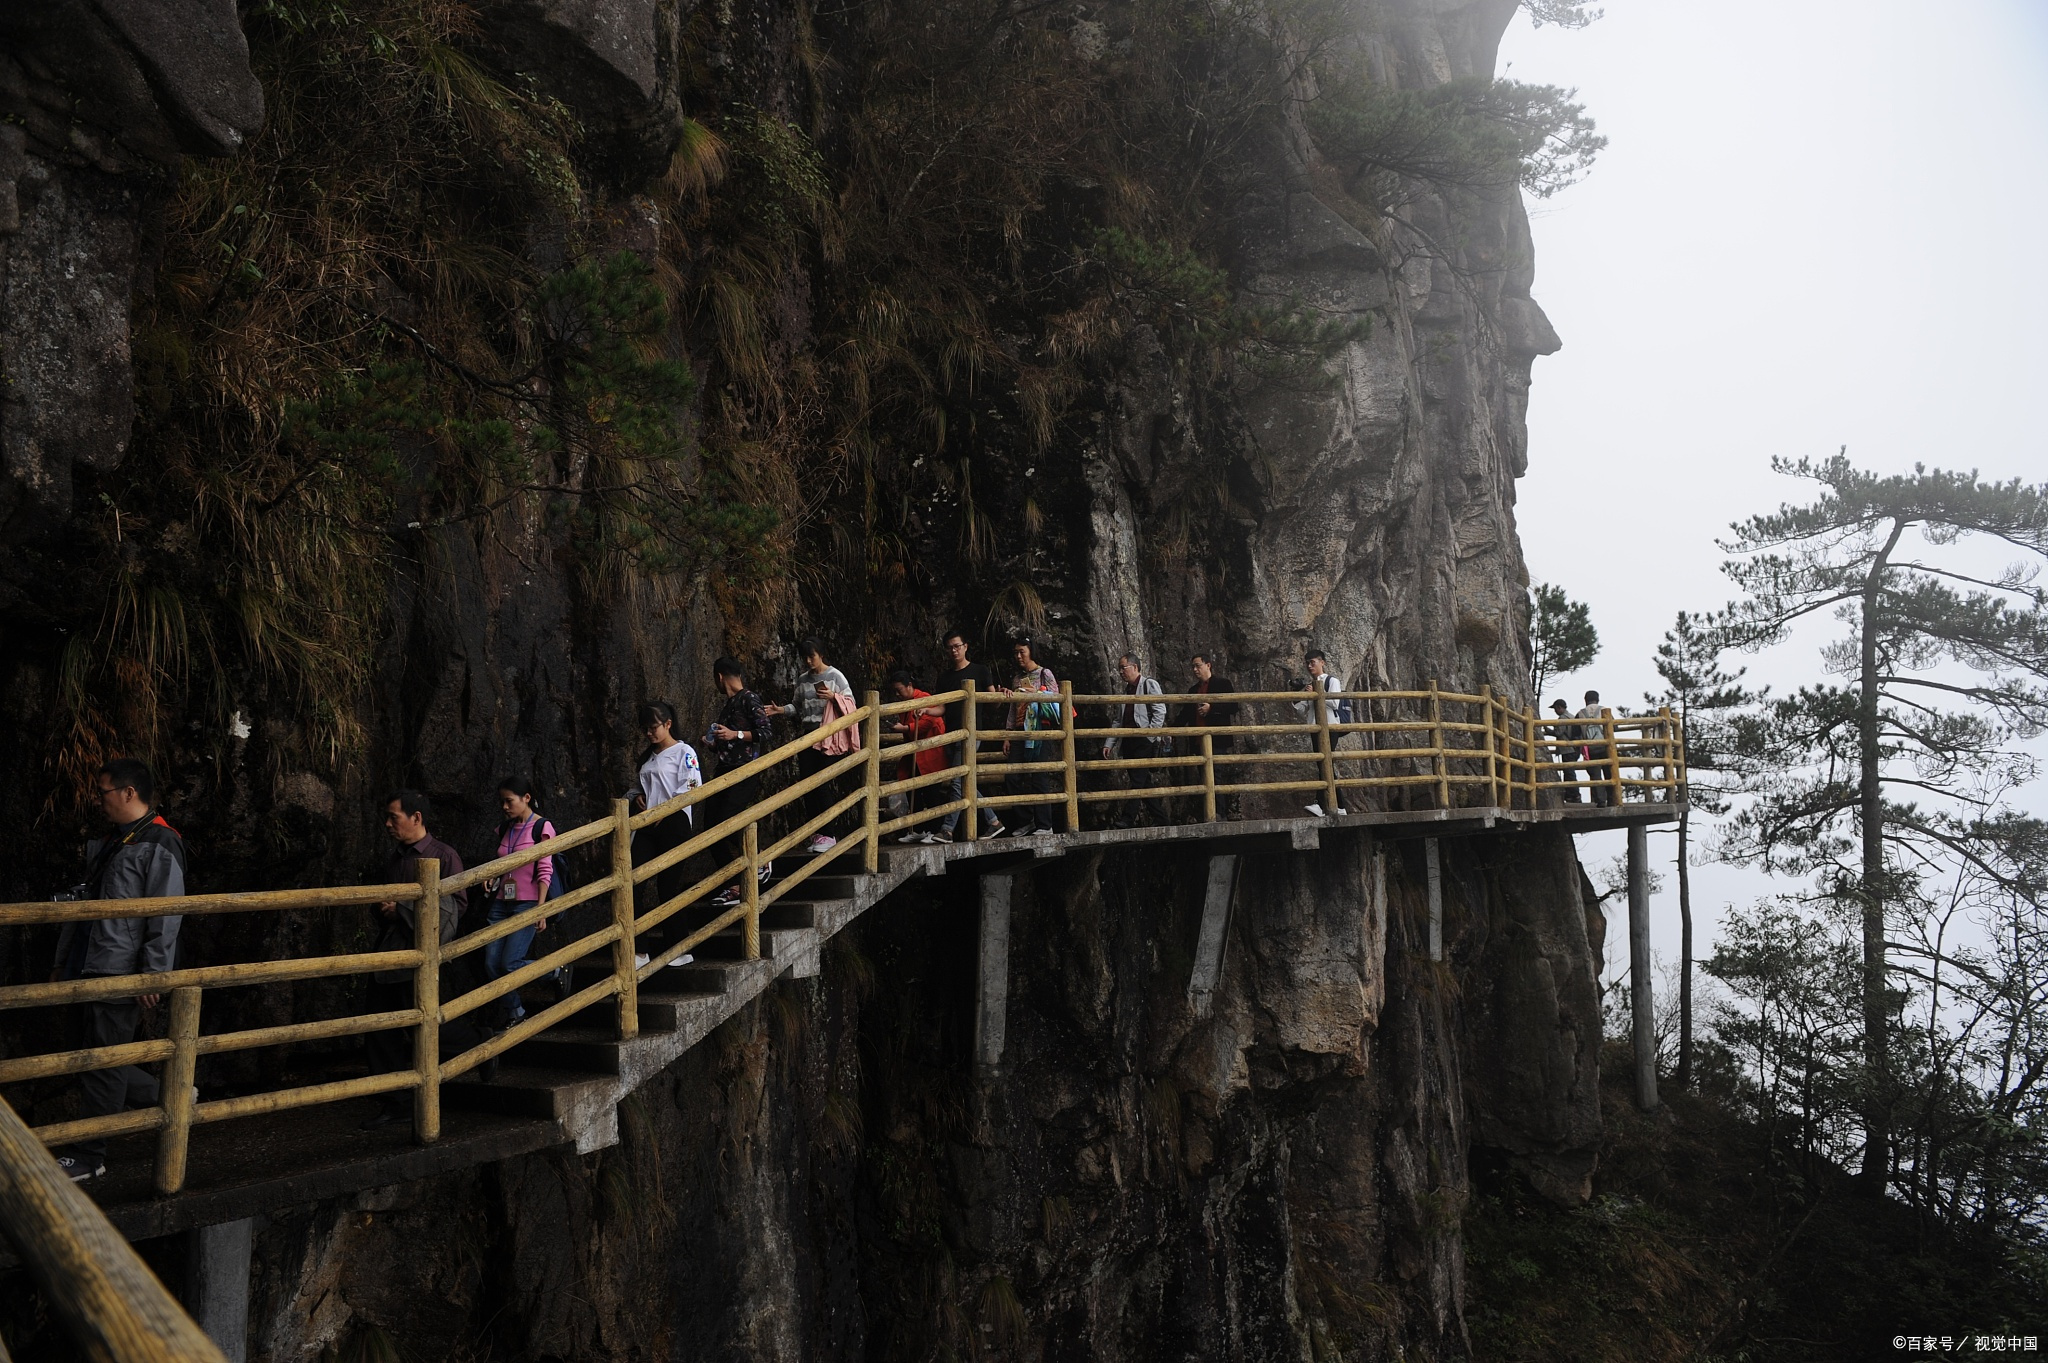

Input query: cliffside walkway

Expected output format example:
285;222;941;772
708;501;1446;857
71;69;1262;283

0;684;1683;1358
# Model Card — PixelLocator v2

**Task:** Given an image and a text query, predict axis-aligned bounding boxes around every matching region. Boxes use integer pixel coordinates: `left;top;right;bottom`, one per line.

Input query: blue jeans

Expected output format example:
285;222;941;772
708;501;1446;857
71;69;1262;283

484;898;540;1026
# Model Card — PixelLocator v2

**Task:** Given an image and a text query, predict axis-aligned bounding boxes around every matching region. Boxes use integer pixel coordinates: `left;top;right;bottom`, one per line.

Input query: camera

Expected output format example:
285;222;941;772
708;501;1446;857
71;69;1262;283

52;883;89;902
1286;676;1307;691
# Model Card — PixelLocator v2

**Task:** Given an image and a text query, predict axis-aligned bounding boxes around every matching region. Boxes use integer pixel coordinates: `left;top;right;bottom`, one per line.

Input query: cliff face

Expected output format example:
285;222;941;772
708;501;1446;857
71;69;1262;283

237;829;1594;1361
0;0;1599;1359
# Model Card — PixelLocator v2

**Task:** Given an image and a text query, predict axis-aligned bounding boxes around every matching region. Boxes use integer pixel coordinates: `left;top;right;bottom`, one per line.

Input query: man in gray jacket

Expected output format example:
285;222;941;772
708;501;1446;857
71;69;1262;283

52;757;187;1182
1103;654;1167;827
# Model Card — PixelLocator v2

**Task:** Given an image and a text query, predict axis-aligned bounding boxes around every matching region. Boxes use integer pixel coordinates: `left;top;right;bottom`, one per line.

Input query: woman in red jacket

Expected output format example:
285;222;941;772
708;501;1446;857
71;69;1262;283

886;670;951;843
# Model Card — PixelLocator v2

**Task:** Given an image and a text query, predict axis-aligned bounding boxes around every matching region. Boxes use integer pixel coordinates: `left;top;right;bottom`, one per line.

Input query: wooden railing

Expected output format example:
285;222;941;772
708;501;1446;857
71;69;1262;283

0;1091;227;1361
0;685;1683;1198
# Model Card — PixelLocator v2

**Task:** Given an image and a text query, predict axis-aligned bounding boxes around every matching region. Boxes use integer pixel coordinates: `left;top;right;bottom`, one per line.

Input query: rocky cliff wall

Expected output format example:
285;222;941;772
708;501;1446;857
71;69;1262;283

0;0;1599;1359
225;827;1592;1362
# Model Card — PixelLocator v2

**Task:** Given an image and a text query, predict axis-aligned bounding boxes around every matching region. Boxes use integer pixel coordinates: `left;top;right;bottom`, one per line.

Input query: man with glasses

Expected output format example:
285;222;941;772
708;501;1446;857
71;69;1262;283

50;758;188;1182
934;630;1003;839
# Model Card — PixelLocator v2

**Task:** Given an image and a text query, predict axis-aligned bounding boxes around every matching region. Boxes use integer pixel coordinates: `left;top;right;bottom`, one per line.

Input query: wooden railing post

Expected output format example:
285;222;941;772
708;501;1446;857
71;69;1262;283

610;798;639;1041
1673;707;1687;799
1202;731;1217;823
1315;682;1338;814
963;680;980;841
412;858;441;1144
742;821;762;959
153;986;201;1195
1658;705;1677;801
1481;684;1499;809
1604;708;1623;806
0;1093;231;1362
1529;703;1541;807
1428;679;1448;809
1060;680;1079;833
863;692;883;872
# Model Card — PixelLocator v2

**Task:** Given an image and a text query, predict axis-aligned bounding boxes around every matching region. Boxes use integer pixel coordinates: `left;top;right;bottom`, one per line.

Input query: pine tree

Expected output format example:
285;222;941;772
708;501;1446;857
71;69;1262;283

1714;452;2048;1190
1647;611;1756;1091
1529;583;1599;705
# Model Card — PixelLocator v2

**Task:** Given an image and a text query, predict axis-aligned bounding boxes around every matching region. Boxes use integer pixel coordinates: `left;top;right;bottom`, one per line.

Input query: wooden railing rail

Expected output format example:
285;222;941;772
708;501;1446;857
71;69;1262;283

0;1092;226;1362
0;686;1683;1208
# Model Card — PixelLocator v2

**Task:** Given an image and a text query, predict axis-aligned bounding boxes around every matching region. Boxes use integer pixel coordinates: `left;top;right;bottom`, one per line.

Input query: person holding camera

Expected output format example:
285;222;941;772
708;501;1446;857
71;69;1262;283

764;638;853;854
49;758;188;1182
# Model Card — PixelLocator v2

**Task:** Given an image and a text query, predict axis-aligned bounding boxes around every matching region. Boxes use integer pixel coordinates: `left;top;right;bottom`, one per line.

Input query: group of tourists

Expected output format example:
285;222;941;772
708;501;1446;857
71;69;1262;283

1546;689;1617;806
33;632;1442;1182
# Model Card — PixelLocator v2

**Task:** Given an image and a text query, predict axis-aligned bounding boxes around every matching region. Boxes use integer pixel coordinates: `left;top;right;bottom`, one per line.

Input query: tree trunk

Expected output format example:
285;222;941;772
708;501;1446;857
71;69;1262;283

1677;806;1693;1091
1858;520;1906;1192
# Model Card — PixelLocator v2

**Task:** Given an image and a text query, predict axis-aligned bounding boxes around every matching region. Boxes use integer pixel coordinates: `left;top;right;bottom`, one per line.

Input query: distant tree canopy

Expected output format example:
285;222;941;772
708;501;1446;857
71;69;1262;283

1521;0;1603;29
1305;76;1606;205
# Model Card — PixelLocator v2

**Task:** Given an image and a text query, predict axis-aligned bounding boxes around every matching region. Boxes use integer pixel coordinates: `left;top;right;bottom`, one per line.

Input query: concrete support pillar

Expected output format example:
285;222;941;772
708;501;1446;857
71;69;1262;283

185;1217;253;1362
976;875;1013;1071
1424;838;1443;962
1187;855;1239;1020
1371;844;1387;973
1628;823;1659;1111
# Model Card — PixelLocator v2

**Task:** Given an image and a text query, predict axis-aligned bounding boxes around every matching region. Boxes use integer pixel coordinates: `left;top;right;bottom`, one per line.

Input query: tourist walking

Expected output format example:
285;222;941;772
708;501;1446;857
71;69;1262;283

361;790;466;1128
1576;689;1613;806
1294;649;1348;815
49;759;188;1182
1103;653;1166;827
1546;697;1583;803
635;701;702;907
765;638;853;853
705;658;773;908
481;778;555;1030
1184;653;1241;819
1000;637;1064;834
885;671;951;842
933;630;1003;839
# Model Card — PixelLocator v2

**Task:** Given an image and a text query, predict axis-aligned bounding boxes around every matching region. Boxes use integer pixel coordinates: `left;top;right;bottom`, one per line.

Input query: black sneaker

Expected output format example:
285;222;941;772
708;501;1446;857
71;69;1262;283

55;1152;104;1183
358;1105;407;1131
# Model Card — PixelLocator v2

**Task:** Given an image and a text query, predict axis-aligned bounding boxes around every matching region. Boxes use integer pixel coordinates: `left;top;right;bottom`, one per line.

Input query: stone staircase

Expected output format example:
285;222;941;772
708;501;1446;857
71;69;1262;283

441;847;936;1151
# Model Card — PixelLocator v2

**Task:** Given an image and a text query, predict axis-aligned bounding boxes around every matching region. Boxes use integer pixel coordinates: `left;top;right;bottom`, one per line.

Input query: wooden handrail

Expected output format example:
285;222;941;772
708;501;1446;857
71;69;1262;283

0;1092;227;1362
0;684;1684;1244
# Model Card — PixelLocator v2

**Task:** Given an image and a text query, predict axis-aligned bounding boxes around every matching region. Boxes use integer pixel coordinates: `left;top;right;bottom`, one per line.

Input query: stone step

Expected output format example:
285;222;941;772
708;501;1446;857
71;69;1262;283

632;988;729;1034
761;898;835;930
785;874;860;901
442;1063;612;1120
508;1025;625;1075
691;925;811;962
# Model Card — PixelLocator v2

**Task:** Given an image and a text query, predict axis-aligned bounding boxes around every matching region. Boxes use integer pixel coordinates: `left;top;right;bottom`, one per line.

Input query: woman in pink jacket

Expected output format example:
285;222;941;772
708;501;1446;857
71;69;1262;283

484;777;554;1029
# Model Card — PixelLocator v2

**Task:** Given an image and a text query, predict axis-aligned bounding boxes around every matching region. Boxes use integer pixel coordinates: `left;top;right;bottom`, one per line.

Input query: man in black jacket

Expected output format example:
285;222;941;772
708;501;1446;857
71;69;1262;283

705;658;773;908
1184;654;1242;820
361;789;467;1128
51;757;188;1182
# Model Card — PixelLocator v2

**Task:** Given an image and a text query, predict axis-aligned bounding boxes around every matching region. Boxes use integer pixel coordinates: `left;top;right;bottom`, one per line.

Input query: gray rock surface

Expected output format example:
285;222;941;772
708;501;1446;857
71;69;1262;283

0;0;262;539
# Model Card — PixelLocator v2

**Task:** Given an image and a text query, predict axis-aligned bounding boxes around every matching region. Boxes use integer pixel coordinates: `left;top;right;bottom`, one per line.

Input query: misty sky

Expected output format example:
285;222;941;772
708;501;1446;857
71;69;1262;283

1497;1;2048;985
